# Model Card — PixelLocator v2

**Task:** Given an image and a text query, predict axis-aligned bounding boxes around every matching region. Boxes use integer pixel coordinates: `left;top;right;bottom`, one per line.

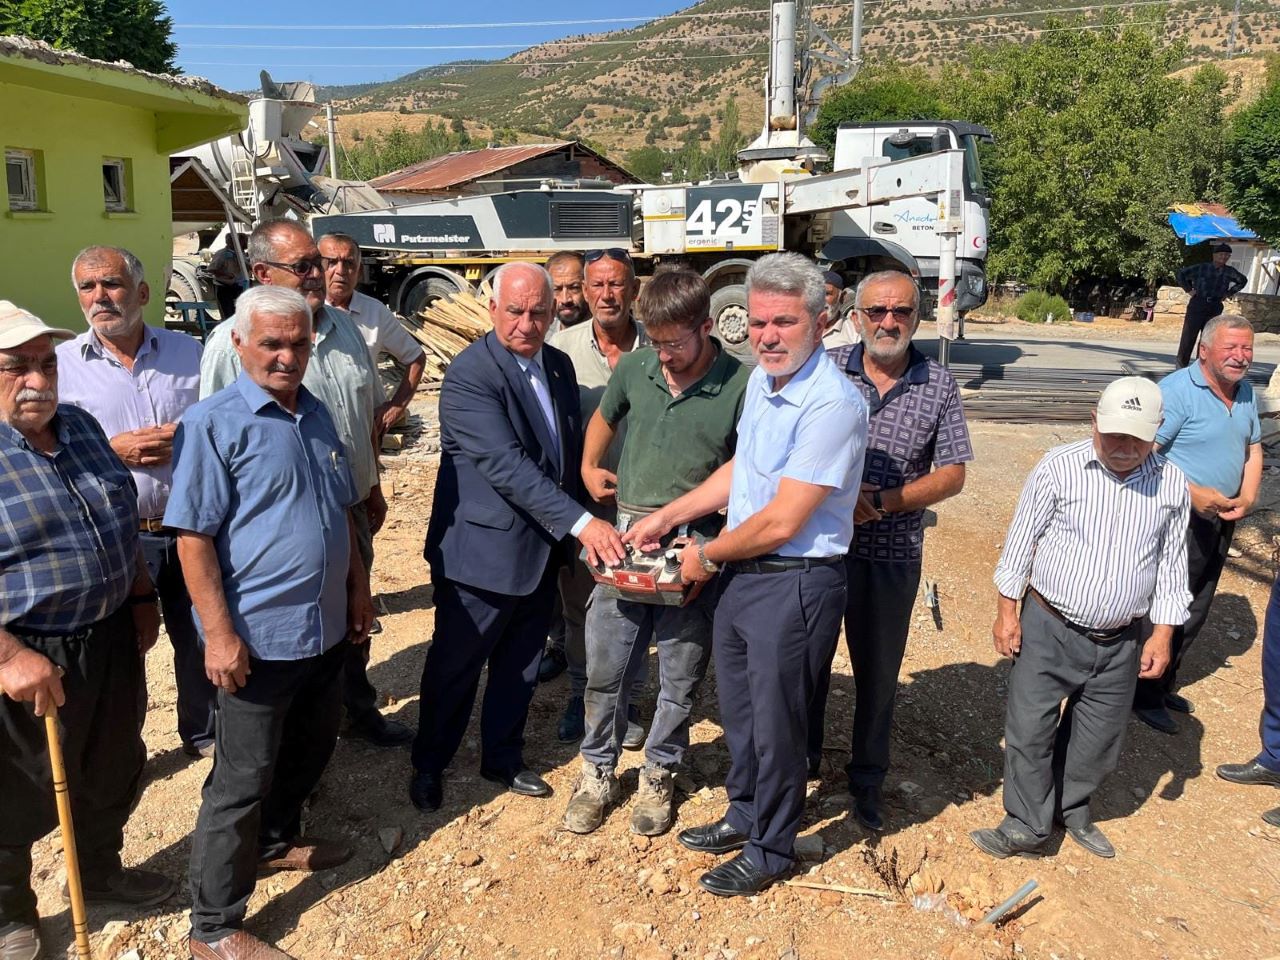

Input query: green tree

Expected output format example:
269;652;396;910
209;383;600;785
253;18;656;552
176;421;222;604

709;95;745;174
1223;80;1280;246
1;0;178;73
810;64;947;150
946;18;1228;289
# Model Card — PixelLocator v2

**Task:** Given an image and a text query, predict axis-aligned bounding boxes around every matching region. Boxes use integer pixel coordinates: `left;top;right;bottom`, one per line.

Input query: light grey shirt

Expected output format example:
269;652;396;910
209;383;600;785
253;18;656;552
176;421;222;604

550;318;648;478
200;304;380;497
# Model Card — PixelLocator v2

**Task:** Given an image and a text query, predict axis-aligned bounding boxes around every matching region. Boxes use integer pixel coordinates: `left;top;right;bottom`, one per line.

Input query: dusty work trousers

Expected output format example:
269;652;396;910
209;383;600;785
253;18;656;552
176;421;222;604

0;607;145;928
1176;296;1223;368
140;530;215;750
412;562;559;777
1001;598;1139;842
716;562;846;876
1134;512;1234;710
807;557;922;787
341;500;382;726
580;584;715;771
188;642;345;943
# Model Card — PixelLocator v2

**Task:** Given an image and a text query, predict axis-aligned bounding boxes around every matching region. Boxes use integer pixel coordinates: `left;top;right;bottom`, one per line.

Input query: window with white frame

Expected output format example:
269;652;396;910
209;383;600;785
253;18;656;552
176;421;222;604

5;149;38;211
102;158;129;212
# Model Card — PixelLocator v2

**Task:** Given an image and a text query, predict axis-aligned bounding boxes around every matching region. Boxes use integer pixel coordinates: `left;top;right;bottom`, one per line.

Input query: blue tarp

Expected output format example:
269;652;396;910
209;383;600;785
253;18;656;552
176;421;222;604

1167;210;1258;245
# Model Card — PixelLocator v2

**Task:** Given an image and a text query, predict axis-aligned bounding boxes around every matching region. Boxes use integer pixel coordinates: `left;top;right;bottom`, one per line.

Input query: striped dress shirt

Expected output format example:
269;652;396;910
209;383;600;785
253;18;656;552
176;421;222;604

994;439;1192;630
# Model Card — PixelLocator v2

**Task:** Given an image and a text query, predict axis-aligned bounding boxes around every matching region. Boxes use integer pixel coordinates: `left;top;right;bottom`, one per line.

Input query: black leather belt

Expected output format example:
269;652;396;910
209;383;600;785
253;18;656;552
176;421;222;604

1027;588;1135;643
728;555;844;574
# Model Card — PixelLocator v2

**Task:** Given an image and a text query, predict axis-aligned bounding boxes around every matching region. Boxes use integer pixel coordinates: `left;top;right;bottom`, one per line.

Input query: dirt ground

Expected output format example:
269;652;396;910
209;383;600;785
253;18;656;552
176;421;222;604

26;392;1280;960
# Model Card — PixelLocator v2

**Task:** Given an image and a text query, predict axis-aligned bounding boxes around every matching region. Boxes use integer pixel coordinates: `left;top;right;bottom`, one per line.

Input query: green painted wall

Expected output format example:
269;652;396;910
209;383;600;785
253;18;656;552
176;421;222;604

0;80;175;330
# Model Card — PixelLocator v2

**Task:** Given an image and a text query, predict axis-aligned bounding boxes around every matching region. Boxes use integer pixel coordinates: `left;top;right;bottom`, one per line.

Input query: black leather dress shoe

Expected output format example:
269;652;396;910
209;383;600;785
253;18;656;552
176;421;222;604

409;769;443;811
344;714;415;748
698;853;780;897
853;785;884;832
1133;706;1177;735
481;767;552;797
538;648;568;683
1217;759;1280;786
1163;692;1194;714
1065;822;1115;858
677;818;749;855
969;827;1046;860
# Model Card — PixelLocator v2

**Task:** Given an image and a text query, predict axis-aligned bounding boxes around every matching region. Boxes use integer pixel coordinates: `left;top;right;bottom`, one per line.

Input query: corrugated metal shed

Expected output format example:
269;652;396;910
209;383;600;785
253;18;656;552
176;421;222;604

370;141;636;194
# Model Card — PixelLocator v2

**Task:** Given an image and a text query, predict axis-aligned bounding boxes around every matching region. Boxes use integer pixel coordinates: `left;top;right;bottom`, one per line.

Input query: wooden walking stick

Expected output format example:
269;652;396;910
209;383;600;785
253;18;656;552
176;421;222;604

44;703;92;959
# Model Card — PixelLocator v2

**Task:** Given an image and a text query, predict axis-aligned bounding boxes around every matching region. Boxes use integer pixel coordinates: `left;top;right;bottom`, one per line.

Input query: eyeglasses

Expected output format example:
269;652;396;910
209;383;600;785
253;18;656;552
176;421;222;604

321;256;358;270
649;327;701;352
261;258;325;277
585;248;633;265
858;305;916;322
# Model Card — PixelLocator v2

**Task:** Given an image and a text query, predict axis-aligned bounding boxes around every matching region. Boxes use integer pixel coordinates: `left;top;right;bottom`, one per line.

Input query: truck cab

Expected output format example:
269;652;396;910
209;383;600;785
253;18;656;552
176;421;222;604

826;121;993;312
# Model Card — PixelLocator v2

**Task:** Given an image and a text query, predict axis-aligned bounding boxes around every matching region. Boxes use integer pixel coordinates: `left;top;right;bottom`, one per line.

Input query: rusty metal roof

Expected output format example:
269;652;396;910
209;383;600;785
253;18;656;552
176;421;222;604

369;143;567;192
369;141;635;192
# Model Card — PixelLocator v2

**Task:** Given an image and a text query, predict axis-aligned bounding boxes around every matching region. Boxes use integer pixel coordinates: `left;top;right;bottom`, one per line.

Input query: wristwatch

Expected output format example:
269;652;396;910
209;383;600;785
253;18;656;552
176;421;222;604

871;489;885;514
696;541;720;574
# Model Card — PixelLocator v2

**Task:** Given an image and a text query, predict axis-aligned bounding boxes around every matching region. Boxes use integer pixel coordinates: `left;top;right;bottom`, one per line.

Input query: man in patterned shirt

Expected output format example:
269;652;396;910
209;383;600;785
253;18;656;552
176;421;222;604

0;302;174;960
807;270;972;833
1175;243;1247;368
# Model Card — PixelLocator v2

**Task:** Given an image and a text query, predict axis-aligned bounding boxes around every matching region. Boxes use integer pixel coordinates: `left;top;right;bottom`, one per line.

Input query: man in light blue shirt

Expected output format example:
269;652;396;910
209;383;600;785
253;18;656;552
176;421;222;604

1134;313;1262;735
201;219;410;749
623;253;867;897
166;287;373;960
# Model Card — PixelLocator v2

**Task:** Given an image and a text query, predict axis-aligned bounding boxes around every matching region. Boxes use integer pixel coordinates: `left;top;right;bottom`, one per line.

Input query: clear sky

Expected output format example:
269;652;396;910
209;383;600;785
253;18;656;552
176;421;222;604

167;1;701;92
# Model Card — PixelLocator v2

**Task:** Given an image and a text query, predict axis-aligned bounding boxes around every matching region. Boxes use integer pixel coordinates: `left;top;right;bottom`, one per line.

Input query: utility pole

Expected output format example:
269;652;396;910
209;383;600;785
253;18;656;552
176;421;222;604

1227;0;1241;56
326;103;339;179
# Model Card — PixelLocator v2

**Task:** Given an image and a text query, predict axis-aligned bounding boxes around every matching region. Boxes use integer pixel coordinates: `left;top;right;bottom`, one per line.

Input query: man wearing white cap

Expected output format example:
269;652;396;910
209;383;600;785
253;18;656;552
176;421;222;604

972;377;1192;861
0;302;172;960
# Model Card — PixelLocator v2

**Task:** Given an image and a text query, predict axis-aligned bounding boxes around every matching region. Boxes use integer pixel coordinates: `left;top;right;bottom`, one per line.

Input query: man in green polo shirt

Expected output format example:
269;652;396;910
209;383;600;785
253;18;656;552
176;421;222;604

563;268;749;837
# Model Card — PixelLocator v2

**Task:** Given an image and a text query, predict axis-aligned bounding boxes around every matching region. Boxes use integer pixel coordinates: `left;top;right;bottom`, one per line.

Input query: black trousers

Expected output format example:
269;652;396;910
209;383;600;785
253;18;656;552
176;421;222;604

0;607;145;927
342;500;380;725
188;642;345;943
1134;512;1235;709
411;562;559;777
140;531;216;749
808;557;922;788
715;562;846;876
1176;296;1223;368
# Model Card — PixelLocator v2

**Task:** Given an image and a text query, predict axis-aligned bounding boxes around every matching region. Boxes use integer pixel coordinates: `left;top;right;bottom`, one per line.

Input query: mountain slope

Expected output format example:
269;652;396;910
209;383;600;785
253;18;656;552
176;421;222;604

330;0;1280;156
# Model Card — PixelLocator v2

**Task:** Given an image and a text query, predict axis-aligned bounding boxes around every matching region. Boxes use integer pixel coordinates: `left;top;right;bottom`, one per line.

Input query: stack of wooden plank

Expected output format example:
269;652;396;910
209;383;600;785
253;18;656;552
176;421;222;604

399;283;493;380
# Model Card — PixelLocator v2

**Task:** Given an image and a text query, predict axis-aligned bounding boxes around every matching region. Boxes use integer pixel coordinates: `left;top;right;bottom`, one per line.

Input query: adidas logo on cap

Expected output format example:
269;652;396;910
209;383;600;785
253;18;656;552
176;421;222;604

1120;396;1144;412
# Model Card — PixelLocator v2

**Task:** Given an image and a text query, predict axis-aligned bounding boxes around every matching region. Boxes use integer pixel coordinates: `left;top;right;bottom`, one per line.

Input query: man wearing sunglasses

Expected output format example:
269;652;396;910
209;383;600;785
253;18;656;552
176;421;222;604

199;221;404;748
546;248;649;746
807;270;973;833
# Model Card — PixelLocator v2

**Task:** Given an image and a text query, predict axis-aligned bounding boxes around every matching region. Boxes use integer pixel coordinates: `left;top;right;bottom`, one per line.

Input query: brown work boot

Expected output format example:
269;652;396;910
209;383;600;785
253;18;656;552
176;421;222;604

188;931;294;959
0;923;41;960
66;868;175;907
561;761;619;834
258;837;352;874
630;763;674;836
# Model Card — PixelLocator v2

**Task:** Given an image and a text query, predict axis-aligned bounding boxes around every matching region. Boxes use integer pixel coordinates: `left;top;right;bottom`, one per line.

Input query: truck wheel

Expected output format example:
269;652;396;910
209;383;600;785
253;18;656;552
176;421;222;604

402;277;462;319
710;285;753;364
166;270;200;307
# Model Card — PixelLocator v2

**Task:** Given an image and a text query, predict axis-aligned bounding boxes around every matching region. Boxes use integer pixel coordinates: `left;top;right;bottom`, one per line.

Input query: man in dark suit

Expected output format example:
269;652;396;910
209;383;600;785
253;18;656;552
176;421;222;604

409;262;626;811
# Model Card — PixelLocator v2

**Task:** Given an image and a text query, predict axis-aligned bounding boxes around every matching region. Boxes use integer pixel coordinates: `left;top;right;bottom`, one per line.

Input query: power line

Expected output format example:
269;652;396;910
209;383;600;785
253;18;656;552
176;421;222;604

182;34;761;51
180;11;1239;72
171;0;1187;33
